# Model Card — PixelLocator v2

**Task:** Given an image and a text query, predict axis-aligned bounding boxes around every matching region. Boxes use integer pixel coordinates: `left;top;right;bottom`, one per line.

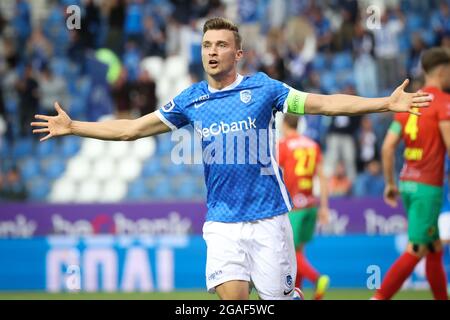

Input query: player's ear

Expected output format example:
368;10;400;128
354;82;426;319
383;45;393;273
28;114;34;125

235;49;243;62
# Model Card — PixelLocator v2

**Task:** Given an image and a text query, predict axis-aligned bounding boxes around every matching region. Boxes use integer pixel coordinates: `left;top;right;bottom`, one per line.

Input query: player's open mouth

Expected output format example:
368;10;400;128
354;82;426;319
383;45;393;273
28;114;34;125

209;60;218;67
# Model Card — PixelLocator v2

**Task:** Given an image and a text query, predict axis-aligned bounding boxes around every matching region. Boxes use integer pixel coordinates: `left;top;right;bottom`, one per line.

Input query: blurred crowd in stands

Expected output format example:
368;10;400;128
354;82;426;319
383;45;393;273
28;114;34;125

0;0;449;202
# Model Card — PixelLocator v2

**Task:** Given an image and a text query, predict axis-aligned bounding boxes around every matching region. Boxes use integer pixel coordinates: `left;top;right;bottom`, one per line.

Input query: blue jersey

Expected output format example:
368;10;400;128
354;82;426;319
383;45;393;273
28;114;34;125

156;72;297;222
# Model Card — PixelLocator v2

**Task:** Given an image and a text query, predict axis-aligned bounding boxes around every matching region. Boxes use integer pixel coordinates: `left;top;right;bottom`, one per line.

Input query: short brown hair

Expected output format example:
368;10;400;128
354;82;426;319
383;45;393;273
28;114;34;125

283;114;299;130
421;47;450;74
203;17;242;50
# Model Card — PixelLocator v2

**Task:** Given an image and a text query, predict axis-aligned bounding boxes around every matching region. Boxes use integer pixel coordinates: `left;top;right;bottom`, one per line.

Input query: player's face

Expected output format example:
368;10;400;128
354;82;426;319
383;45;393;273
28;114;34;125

202;29;243;78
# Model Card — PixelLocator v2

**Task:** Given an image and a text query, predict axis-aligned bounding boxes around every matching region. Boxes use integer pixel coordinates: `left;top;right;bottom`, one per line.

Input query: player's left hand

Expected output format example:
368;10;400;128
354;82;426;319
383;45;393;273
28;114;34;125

384;184;399;208
318;206;329;225
388;79;433;115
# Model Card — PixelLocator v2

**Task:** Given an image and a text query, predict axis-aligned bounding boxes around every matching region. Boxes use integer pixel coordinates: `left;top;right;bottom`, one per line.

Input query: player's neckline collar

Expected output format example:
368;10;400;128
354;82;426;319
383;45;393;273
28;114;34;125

208;74;243;93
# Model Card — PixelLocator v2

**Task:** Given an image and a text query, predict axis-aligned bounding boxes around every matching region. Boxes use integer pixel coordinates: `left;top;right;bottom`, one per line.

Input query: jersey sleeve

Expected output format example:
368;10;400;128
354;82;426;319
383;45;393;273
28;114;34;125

438;96;450;121
263;74;308;114
155;94;190;130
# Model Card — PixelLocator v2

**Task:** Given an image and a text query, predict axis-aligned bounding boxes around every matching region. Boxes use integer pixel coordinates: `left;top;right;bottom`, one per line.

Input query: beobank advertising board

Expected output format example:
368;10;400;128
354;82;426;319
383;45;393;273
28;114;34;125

0;198;407;237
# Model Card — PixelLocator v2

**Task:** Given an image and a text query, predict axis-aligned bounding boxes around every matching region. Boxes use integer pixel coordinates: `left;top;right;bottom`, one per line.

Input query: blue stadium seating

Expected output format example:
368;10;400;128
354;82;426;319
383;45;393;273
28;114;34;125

12;138;34;160
35;139;57;159
127;178;149;200
59;136;81;158
141;160;161;178
27;177;50;201
41;157;66;180
19;157;41;181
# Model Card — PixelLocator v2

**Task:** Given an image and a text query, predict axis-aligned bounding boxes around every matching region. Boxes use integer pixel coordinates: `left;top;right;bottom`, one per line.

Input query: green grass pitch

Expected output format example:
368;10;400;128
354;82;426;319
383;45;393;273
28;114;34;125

0;289;436;300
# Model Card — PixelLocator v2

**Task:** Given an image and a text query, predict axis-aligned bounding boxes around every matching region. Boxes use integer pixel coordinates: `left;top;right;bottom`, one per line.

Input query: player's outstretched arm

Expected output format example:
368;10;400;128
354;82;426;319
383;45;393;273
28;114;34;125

381;130;402;208
304;79;432;116
31;102;171;142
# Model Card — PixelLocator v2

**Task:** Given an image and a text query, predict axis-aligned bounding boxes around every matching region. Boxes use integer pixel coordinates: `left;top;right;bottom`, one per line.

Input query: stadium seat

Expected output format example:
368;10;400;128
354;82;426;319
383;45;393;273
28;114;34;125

20;157;41;181
12;138;34;160
141;159;161;178
48;178;77;202
106;140;130;160
65;155;91;181
99;178;127;202
165;163;186;177
150;182;171;200
117;156;142;181
27;177;51;201
59;136;81;158
127;178;149;201
130;137;156;161
75;180;101;203
164;55;188;80
41;156;66;180
35;139;57;159
0;140;11;159
332;52;353;72
91;158;116;181
156;77;171;103
50;57;69;77
5;99;17;113
141;56;164;79
312;53;328;71
320;71;338;93
420;30;436;46
79;138;107;160
405;13;424;32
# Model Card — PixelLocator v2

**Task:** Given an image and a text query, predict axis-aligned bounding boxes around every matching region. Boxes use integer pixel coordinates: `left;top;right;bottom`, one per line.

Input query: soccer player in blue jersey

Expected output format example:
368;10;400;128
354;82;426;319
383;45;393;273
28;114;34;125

31;17;432;300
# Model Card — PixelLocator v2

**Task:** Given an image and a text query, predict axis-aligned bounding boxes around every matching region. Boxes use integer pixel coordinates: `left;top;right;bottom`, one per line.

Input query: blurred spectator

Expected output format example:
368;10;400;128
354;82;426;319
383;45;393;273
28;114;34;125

407;33;426;79
353;23;378;97
104;0;126;56
328;161;352;197
309;5;333;53
170;0;194;24
38;64;68;115
239;48;261;75
26;27;53;71
124;0;145;43
431;1;450;45
80;0;102;49
112;67;131;119
352;160;384;197
373;10;405;94
16;64;39;137
12;0;32;57
142;16;166;57
356;115;378;172
181;20;204;81
332;6;355;52
324;86;360;181
130;69;157;117
122;40;142;82
237;0;265;52
0;166;27;201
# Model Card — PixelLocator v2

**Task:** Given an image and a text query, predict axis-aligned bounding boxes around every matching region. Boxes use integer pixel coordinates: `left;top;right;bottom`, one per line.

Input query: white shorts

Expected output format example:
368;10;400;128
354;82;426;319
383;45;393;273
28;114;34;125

439;212;450;241
202;213;297;300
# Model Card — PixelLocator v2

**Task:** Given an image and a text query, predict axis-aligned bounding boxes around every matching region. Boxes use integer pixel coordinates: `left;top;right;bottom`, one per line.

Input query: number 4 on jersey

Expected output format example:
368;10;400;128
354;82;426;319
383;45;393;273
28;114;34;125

404;108;419;141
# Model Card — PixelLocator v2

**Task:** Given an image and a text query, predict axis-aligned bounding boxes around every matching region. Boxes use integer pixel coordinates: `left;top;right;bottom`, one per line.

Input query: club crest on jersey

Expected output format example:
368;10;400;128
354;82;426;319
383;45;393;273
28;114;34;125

240;90;252;104
162;100;175;112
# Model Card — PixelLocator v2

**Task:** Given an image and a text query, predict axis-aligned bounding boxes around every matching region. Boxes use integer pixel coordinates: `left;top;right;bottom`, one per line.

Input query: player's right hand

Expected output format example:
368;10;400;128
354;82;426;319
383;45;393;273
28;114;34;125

31;102;72;142
383;184;399;208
